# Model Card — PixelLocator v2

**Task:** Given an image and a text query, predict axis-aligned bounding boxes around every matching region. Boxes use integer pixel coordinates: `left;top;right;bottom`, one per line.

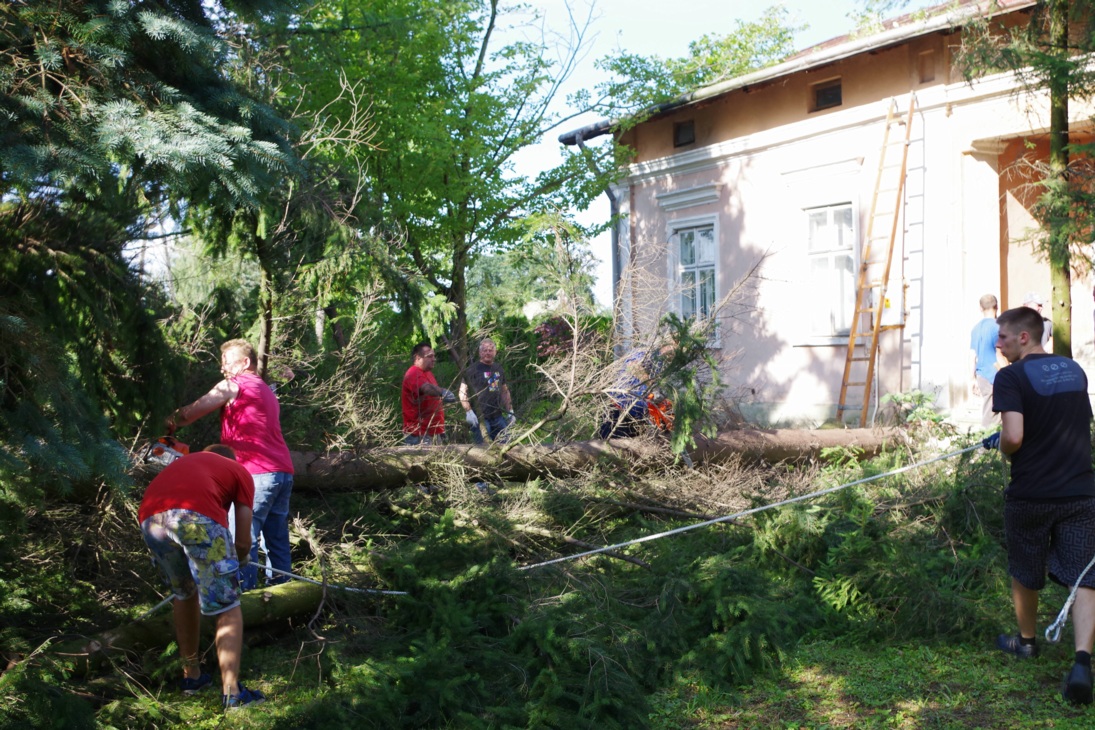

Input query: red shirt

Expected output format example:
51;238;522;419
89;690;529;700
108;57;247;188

402;365;444;436
138;451;255;528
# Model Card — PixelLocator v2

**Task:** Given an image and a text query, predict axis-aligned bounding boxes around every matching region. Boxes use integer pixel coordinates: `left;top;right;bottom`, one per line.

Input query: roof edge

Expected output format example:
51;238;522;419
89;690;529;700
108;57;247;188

559;0;1037;146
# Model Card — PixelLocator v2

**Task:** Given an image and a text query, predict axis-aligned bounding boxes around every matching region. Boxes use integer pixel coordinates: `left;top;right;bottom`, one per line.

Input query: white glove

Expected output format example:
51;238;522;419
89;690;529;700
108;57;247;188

440;388;457;403
506;412;516;428
465;410;479;428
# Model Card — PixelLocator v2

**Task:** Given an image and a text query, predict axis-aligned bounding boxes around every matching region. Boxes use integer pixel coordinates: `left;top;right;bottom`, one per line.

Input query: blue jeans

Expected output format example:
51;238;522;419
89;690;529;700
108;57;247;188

471;414;508;445
231;471;293;590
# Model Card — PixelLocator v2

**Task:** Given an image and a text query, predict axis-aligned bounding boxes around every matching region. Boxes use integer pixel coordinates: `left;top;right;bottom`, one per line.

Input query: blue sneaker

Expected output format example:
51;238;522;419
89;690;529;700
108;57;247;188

178;672;212;695
223;683;265;710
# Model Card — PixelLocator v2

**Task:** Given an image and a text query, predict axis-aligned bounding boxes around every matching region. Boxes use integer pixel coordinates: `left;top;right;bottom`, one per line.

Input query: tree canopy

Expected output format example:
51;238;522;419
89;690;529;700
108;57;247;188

580;6;800;116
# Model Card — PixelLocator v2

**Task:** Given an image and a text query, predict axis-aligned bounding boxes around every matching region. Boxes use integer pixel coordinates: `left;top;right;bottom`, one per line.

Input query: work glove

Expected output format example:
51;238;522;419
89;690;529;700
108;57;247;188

440;388;457;403
982;432;1001;450
505;411;517;428
465;410;479;429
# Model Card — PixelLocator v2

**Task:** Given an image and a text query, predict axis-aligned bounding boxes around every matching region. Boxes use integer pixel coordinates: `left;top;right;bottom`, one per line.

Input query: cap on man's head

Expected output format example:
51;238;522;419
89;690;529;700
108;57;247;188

1022;291;1045;307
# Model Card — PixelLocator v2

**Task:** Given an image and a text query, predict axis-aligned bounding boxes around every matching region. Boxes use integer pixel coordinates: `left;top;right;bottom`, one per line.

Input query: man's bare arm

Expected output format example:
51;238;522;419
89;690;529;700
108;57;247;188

167;379;239;433
232;505;253;563
1000;411;1024;455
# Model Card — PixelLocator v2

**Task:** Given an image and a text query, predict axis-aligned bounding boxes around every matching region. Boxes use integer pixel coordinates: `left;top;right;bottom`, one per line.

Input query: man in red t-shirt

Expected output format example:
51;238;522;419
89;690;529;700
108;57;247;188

401;342;456;445
139;444;265;709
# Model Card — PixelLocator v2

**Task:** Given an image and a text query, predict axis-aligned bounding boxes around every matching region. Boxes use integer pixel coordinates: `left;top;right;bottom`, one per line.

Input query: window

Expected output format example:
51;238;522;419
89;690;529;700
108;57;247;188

806;203;856;336
673;120;695;147
918;51;935;83
810;78;842;112
673;224;716;321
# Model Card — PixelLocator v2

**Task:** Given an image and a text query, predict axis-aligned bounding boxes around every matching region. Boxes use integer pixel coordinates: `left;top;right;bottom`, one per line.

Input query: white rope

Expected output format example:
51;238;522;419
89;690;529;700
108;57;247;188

136;442;988;613
519;443;984;571
1045;550;1095;643
138;595;175;621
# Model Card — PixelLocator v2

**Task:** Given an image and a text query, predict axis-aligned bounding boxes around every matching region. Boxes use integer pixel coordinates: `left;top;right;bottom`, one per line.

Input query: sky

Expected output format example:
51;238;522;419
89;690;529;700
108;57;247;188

518;0;940;305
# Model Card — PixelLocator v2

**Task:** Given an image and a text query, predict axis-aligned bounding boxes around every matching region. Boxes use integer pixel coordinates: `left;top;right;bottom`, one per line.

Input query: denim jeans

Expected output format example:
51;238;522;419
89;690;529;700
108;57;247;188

231;471;293;590
470;414;508;445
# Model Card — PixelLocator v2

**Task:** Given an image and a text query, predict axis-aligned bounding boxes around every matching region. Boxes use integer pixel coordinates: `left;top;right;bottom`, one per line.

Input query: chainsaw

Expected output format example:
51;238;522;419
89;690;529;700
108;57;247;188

142;436;190;466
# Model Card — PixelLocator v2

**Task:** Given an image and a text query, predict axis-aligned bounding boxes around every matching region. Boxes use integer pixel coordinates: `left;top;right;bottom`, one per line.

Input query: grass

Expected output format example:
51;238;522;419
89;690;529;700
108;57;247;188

649;638;1095;729
8;435;1095;728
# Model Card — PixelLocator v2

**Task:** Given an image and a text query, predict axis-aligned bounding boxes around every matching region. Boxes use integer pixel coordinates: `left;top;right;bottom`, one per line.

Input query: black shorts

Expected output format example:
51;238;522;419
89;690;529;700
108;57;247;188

1005;497;1095;590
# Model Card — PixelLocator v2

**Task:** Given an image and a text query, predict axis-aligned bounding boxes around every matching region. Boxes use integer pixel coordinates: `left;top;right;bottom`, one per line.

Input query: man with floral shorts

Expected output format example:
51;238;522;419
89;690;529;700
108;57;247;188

139;444;265;709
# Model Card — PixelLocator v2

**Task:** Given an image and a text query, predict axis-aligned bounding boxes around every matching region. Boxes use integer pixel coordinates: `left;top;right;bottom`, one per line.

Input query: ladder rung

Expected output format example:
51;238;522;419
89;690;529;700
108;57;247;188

838;94;915;423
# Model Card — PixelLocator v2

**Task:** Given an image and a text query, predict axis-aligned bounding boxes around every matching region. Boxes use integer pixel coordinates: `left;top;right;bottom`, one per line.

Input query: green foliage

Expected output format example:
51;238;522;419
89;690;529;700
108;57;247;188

587;7;800;115
0;657;96;730
270;0;609;359
0;0;303;547
0;425;1037;727
652;312;725;454
956;0;1095;356
879;389;946;426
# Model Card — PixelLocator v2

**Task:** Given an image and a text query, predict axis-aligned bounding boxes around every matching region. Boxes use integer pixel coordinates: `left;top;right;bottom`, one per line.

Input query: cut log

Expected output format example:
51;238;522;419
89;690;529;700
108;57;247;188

46;581;325;676
287;428;897;492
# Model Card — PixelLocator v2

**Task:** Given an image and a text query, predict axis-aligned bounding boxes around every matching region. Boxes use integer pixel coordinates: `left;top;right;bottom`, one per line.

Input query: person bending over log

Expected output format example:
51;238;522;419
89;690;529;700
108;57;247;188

138;444;265;710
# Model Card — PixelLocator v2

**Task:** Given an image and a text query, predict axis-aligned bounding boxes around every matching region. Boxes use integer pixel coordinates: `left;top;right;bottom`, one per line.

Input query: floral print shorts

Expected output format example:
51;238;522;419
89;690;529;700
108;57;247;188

141;509;241;616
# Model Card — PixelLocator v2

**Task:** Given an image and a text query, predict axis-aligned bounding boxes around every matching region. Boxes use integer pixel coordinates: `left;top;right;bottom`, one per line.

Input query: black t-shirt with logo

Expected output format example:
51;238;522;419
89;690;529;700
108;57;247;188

993;353;1095;501
464;361;506;418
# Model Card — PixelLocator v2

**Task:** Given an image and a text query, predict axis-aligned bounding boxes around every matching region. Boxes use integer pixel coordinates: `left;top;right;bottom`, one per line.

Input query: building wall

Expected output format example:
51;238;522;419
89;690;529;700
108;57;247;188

618;21;1095;427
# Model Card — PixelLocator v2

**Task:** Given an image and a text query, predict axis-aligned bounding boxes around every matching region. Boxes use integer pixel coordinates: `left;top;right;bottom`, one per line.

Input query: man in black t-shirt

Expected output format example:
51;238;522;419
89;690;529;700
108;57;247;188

458;339;515;445
989;306;1095;705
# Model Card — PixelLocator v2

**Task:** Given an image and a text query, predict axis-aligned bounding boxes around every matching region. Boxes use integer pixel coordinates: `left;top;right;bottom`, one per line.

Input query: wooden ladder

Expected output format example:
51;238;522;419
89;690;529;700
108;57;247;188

836;95;915;425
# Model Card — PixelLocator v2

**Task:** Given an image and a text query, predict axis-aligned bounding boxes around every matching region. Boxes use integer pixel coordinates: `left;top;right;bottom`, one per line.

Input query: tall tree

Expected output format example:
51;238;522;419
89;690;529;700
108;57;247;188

959;0;1095;357
0;0;299;502
268;0;607;365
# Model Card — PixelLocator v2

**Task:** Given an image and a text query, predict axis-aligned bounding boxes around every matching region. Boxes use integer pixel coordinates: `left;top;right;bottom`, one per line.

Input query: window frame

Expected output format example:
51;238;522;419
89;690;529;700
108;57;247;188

673;120;696;148
667;215;720;343
803;201;858;340
810;77;843;112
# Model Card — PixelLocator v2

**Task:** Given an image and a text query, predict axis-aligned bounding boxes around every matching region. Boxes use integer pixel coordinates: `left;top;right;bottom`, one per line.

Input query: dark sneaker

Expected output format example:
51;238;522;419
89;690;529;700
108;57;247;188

996;633;1039;658
178;672;212;695
1063;663;1094;705
223;683;266;710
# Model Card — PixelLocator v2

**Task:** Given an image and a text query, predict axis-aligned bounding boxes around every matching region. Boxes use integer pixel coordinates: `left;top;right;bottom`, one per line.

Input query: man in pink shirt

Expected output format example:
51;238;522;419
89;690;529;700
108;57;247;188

167;339;294;590
402;342;456;444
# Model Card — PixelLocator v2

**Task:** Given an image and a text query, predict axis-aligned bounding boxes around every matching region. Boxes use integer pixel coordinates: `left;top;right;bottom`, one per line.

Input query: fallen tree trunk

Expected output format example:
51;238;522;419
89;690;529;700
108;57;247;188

287;427;898;492
45;581;325;676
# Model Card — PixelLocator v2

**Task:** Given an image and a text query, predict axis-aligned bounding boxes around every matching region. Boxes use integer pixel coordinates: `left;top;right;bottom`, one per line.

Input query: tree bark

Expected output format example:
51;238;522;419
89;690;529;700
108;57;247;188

284;427;897;492
1048;0;1072;357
